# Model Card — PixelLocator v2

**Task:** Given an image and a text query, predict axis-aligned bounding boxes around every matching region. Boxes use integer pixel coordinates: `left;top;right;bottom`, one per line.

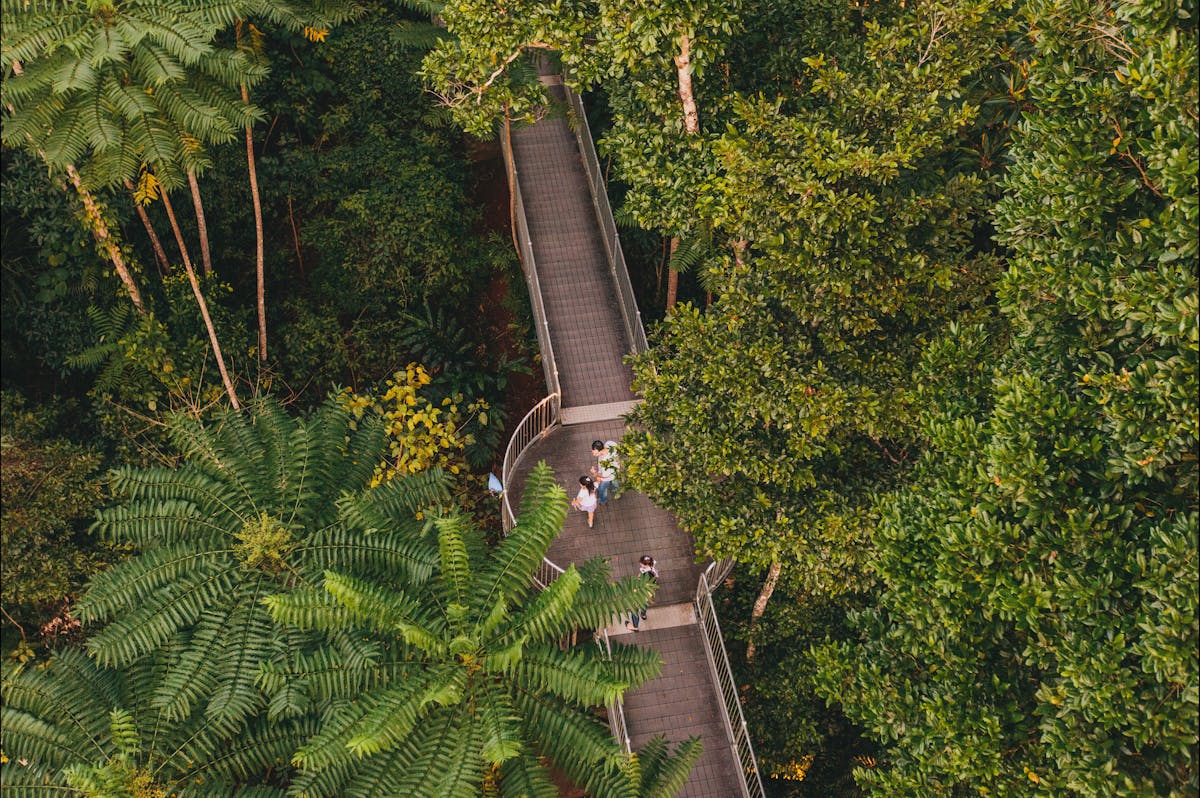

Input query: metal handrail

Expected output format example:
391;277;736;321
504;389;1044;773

562;85;649;356
501;119;562;398
498;393;565;591
500;393;561;532
707;557;737;589
598;628;633;754
695;564;767;798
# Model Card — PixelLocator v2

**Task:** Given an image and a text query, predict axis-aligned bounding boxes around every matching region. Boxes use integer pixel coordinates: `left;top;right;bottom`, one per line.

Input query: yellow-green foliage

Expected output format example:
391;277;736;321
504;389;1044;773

234;513;297;572
342;363;488;486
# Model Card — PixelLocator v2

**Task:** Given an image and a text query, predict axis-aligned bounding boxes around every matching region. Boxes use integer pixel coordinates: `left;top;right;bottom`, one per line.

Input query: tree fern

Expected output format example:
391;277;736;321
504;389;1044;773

0;651;297;797
75;398;450;729
1;0;271;189
265;461;696;796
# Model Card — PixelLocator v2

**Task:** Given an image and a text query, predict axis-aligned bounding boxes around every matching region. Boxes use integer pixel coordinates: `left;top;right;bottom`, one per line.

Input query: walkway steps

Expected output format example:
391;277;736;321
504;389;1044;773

510;92;636;409
623;625;748;798
560;400;640;425
505;81;753;797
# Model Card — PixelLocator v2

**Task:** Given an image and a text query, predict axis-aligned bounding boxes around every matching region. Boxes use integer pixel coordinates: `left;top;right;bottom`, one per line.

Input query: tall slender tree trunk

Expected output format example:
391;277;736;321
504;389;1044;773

8;62;147;313
66;165;147;314
124;178;171;276
164;188;197;273
666;236;680;310
674;33;701;136
187;170;213;276
161;190;241;410
665;31;702;313
744;559;782;663
502;109;520;258
242;84;267;362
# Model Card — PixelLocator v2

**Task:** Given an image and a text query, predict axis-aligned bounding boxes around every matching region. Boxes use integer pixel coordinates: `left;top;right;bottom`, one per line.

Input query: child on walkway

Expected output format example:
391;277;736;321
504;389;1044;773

626;555;659;632
571;475;598;528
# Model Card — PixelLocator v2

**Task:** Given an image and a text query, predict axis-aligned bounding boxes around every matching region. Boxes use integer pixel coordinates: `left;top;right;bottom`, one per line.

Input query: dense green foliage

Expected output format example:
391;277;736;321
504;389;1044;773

76;399;449;729
0;392;114;652
2;0;1196;795
1;402;695;797
812;1;1199;793
1;649;303;796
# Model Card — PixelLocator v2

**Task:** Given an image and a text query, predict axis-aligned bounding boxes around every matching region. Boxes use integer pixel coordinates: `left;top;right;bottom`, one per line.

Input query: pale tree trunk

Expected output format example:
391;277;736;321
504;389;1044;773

187;170;213;276
12;59;145;313
124;178;171;276
242;84;267;362
665;31;701;313
161;190;241;410
164;188;197;273
674;33;702;137
744;559;782;663
66;165;147;314
502;109;519;258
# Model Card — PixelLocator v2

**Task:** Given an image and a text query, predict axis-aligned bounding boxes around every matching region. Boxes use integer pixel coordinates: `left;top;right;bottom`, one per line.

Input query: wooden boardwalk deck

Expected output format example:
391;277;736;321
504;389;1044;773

506;91;747;798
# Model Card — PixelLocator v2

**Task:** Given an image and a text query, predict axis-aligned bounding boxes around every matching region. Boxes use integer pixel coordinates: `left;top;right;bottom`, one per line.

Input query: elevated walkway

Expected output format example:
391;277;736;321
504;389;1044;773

499;79;765;797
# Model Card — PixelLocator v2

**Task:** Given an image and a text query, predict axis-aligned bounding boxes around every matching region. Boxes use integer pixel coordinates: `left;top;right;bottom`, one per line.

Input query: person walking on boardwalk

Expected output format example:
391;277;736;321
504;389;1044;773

625;555;659;632
590;439;620;504
571;475;598;528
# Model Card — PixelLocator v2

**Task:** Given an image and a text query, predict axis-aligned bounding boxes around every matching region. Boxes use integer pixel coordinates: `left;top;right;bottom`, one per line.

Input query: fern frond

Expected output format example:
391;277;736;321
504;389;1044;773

474;684;522;764
435;513;476;623
0;761;70;795
476;462;567;613
262;587;361;635
636;735;702;798
560;568;656;633
181;716;316;786
76;543;231;623
667;233;710;274
368;707;482;798
152;608;226;721
390;20;448;51
259;645;398;705
92;499;225;548
291;699;369;771
102;466;245;527
496;565;581;645
302;526;437;586
83;563;239;666
512;643;650;708
497;749;558;798
342;666;463;759
513;691;630;796
203;597;275;726
595;640;664;691
320;571;445;654
337;467;450;537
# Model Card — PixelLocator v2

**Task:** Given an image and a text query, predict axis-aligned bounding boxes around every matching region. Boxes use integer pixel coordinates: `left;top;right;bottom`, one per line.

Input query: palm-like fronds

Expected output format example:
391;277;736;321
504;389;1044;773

266;461;695;797
0;651;299;797
75;398;449;729
1;0;269;188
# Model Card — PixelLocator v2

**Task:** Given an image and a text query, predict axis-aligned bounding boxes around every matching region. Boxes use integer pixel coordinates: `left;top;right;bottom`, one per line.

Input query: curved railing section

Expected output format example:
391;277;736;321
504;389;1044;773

500;393;559;533
563;85;649;356
695;564;767;798
499;393;565;591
